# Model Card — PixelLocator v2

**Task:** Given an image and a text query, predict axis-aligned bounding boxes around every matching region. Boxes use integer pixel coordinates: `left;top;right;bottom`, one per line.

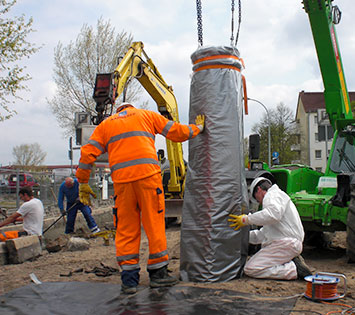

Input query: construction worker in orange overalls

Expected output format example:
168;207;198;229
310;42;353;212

76;103;205;294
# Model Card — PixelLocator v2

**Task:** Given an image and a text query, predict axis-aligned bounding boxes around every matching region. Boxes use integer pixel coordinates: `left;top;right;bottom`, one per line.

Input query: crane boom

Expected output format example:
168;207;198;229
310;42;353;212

303;0;353;129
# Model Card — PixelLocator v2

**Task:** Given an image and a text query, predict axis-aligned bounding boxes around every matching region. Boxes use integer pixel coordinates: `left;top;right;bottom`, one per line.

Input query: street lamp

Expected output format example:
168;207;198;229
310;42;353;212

247;98;271;166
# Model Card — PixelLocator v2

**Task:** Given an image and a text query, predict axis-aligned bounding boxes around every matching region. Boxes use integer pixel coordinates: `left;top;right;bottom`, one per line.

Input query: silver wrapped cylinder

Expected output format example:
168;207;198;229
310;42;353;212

180;46;249;282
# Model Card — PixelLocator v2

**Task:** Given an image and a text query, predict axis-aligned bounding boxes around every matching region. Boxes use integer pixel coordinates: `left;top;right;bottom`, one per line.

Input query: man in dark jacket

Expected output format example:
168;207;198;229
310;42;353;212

58;177;100;234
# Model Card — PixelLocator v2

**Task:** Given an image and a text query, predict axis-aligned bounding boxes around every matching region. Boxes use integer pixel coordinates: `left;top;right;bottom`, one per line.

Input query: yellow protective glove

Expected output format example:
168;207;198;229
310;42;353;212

228;214;249;231
79;183;97;206
195;114;205;132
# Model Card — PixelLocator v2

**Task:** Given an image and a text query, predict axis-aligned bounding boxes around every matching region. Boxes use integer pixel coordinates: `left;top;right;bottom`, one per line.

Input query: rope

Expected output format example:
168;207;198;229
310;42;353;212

322;301;355;315
196;0;203;46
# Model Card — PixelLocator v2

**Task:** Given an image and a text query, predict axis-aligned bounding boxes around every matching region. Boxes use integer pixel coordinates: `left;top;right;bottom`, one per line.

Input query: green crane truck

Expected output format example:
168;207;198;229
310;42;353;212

259;0;355;261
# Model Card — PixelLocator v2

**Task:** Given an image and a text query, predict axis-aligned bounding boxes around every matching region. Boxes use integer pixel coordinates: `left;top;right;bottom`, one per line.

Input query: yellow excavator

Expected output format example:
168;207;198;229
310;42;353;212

80;41;186;215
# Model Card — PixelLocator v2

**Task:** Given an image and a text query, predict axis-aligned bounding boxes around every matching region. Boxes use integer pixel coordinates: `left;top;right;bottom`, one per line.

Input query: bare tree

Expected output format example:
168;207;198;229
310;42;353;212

48;17;142;135
12;143;46;166
0;0;40;121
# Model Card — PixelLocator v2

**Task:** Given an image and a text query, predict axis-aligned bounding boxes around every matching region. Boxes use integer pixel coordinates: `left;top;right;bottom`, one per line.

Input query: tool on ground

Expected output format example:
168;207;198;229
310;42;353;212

91;229;116;246
43;201;79;234
304;272;347;301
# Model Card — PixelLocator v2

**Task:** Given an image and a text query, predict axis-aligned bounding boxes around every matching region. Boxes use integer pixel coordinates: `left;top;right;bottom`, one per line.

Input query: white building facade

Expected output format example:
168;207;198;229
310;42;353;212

294;91;354;173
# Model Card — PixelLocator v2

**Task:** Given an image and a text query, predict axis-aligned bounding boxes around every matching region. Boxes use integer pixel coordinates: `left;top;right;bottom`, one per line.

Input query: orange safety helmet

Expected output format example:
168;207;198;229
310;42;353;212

116;102;134;113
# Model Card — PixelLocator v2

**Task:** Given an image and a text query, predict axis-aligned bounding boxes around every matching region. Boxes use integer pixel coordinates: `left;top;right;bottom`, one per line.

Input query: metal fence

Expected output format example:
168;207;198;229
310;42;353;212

0;167;114;219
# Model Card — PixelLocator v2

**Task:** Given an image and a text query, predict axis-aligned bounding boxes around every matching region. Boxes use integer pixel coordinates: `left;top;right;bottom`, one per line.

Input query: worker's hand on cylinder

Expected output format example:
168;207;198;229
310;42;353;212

79;183;97;206
60;209;66;216
228;214;249;231
195;114;205;132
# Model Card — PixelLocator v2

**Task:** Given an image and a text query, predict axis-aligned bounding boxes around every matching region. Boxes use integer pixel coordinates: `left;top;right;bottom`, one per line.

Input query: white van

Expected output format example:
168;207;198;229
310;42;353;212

52;168;75;183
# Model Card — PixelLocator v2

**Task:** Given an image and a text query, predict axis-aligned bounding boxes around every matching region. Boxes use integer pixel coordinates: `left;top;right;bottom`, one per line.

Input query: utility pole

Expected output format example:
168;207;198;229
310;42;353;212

69;137;73;175
247;98;271;166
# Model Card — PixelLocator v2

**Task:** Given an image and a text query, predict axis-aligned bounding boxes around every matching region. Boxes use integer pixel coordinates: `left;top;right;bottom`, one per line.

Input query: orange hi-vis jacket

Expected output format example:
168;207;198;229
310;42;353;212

76;107;201;183
0;230;20;242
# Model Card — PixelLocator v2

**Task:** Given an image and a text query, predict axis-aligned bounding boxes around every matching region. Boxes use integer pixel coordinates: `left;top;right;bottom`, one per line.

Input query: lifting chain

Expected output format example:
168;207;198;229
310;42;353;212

230;0;242;47
196;0;241;47
196;0;203;46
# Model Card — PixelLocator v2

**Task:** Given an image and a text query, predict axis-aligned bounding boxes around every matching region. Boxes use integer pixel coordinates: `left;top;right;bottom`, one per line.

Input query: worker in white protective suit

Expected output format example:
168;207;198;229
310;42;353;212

228;177;312;280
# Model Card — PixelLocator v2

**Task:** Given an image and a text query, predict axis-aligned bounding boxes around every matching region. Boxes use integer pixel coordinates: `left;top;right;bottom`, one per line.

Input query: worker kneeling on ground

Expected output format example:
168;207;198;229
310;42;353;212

0;186;44;241
76;102;205;294
228;177;312;280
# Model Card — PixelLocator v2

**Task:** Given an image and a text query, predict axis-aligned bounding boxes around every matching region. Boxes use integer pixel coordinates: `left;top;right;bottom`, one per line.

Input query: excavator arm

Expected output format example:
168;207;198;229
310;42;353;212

92;41;186;197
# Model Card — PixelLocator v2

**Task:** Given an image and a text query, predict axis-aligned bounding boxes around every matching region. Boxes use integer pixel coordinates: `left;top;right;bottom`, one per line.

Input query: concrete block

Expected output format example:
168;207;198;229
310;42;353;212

0;242;8;265
6;235;42;264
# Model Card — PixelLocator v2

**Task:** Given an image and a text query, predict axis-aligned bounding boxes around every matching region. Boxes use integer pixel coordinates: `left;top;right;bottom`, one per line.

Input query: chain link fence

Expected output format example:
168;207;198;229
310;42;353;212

0;167;114;220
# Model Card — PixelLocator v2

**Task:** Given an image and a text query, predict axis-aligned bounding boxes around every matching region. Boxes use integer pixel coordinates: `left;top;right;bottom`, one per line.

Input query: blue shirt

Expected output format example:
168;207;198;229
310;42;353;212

58;179;80;210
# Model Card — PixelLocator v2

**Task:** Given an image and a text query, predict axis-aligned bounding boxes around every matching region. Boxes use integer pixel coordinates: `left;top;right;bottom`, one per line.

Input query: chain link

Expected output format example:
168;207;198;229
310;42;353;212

196;0;203;46
234;0;242;47
197;0;241;48
230;0;235;45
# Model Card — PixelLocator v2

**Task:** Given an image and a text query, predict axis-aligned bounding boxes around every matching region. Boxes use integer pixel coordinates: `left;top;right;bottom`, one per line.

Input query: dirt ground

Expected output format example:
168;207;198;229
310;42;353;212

1;226;355;315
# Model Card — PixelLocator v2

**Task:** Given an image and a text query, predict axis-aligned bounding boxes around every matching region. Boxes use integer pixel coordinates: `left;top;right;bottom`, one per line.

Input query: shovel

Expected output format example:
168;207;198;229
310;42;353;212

43;201;79;234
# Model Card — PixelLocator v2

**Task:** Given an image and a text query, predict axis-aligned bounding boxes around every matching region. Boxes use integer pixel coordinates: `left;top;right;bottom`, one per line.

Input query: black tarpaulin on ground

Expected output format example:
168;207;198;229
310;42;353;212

0;282;298;315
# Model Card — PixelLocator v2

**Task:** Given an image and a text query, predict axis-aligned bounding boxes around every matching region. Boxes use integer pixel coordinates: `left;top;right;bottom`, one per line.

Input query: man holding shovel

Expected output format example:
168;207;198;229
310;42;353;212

58;177;100;234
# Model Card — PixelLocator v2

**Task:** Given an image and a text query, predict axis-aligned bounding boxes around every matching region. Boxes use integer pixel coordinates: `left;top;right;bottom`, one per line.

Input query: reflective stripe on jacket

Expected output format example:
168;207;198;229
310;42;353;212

76;107;200;183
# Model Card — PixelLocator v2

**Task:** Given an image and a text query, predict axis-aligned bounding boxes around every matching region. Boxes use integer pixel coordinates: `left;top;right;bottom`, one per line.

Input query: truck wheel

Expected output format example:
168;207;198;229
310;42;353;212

346;183;355;263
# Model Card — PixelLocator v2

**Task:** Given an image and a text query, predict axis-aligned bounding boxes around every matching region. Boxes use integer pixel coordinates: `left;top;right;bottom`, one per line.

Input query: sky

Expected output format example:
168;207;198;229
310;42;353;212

1;0;354;166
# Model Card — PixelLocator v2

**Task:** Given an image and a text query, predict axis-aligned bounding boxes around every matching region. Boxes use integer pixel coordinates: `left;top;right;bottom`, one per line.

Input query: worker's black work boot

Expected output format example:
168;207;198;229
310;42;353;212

292;255;312;280
121;284;137;294
148;266;178;288
121;268;140;294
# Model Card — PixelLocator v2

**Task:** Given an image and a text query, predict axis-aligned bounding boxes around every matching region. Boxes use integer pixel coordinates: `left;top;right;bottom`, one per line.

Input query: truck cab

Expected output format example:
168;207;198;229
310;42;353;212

7;173;39;192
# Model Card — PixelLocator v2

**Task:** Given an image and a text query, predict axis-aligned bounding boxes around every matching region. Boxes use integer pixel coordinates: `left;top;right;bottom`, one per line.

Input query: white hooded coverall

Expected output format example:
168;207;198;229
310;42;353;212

244;184;305;280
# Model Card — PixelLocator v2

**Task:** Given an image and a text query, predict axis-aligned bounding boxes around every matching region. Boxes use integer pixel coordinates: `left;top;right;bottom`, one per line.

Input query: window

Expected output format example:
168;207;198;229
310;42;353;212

315;150;322;159
315;133;318;142
314;115;318;124
329;132;355;173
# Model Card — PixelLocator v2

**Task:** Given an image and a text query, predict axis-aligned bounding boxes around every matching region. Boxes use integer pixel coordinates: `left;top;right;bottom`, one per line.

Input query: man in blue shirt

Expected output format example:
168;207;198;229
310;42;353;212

58;177;100;234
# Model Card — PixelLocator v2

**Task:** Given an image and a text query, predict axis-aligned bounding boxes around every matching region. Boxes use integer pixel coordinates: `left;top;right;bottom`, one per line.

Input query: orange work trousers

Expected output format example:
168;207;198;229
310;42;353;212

114;172;169;271
0;230;20;242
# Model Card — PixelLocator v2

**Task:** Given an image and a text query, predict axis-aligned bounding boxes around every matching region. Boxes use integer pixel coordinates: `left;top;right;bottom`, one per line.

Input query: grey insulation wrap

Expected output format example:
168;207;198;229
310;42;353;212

180;46;249;282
